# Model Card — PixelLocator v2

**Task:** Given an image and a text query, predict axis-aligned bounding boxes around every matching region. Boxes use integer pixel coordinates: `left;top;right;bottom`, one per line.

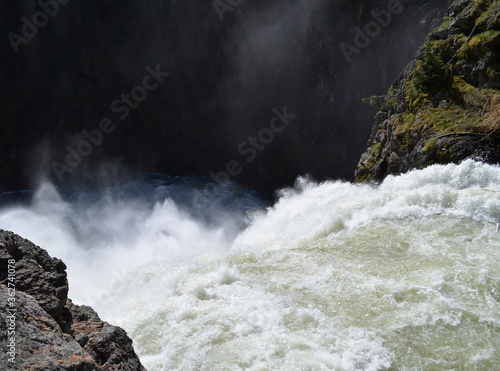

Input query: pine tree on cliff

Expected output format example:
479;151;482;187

414;43;450;93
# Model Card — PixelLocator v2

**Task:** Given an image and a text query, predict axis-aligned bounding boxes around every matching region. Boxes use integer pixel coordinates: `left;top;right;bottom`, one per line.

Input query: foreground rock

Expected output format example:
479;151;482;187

355;0;500;182
0;230;146;370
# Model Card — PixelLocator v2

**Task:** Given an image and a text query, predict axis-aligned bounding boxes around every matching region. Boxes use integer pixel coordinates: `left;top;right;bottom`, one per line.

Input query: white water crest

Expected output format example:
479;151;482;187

1;160;499;370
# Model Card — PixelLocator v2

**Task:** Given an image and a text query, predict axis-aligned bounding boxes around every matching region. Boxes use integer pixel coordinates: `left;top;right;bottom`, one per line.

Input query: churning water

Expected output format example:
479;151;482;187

1;160;499;370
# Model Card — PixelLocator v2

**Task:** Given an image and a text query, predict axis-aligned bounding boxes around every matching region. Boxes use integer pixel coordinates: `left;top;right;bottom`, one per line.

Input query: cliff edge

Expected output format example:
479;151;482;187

0;230;146;370
355;0;500;182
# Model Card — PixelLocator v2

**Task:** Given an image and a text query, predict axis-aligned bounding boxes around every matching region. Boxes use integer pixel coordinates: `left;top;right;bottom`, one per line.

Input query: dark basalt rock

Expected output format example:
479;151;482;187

0;232;68;325
65;301;146;371
0;286;97;370
0;230;146;371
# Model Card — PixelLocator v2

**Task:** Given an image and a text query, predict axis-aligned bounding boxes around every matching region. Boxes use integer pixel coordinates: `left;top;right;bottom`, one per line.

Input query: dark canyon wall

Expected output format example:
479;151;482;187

0;0;448;194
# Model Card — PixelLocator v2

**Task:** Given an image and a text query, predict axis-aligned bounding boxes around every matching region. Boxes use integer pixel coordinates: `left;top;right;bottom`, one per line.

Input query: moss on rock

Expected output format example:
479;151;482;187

355;0;500;182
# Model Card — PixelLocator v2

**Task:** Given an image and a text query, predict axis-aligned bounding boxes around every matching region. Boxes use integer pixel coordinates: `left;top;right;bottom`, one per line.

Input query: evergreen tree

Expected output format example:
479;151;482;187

414;43;450;93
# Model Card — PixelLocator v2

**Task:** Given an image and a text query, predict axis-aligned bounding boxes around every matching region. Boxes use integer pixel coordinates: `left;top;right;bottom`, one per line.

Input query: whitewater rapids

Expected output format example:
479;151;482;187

0;160;499;370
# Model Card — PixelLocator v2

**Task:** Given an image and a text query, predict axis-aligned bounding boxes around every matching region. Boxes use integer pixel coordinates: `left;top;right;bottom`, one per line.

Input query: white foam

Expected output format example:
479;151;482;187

0;160;499;370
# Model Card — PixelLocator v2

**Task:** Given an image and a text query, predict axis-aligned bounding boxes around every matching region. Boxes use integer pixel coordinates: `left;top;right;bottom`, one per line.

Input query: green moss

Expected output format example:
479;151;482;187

430;35;467;62
422;138;438;152
407;88;431;110
477;0;500;26
432;16;453;33
487;67;500;83
356;174;370;183
462;0;490;19
362;96;382;110
401;73;500;136
358;143;382;175
358;0;500;181
394;113;416;135
458;30;500;60
400;132;413;153
401;112;415;127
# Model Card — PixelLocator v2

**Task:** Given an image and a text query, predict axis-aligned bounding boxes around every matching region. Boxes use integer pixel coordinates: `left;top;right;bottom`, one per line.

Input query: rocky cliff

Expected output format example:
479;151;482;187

355;0;500;182
0;230;145;370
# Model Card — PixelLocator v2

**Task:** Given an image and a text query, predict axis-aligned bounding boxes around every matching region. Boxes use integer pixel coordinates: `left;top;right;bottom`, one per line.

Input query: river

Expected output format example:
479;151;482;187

1;160;499;370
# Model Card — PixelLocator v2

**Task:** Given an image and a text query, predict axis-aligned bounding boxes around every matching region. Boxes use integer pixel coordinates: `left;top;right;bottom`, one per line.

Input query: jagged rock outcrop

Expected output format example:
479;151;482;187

0;231;68;326
0;286;97;370
0;230;146;370
355;0;500;182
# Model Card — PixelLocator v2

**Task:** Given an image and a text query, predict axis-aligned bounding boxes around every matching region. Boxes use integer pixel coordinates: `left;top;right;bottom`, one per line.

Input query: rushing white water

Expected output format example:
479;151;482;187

1;160;499;370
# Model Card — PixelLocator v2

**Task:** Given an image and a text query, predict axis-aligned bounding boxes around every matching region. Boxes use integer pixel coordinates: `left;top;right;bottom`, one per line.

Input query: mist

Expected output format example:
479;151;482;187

1;0;447;194
0;176;267;304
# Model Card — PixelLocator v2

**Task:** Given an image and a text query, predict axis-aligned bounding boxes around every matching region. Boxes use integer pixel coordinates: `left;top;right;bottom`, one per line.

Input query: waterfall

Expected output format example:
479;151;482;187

1;160;499;370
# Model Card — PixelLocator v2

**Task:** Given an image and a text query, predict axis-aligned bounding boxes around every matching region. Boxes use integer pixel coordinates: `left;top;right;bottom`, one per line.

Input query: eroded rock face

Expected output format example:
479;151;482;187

66;301;146;371
0;232;68;324
355;0;500;182
0;286;98;370
0;230;146;371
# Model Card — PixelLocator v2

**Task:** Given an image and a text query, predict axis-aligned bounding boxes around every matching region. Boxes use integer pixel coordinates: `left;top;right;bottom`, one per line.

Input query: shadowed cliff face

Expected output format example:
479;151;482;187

0;0;448;194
